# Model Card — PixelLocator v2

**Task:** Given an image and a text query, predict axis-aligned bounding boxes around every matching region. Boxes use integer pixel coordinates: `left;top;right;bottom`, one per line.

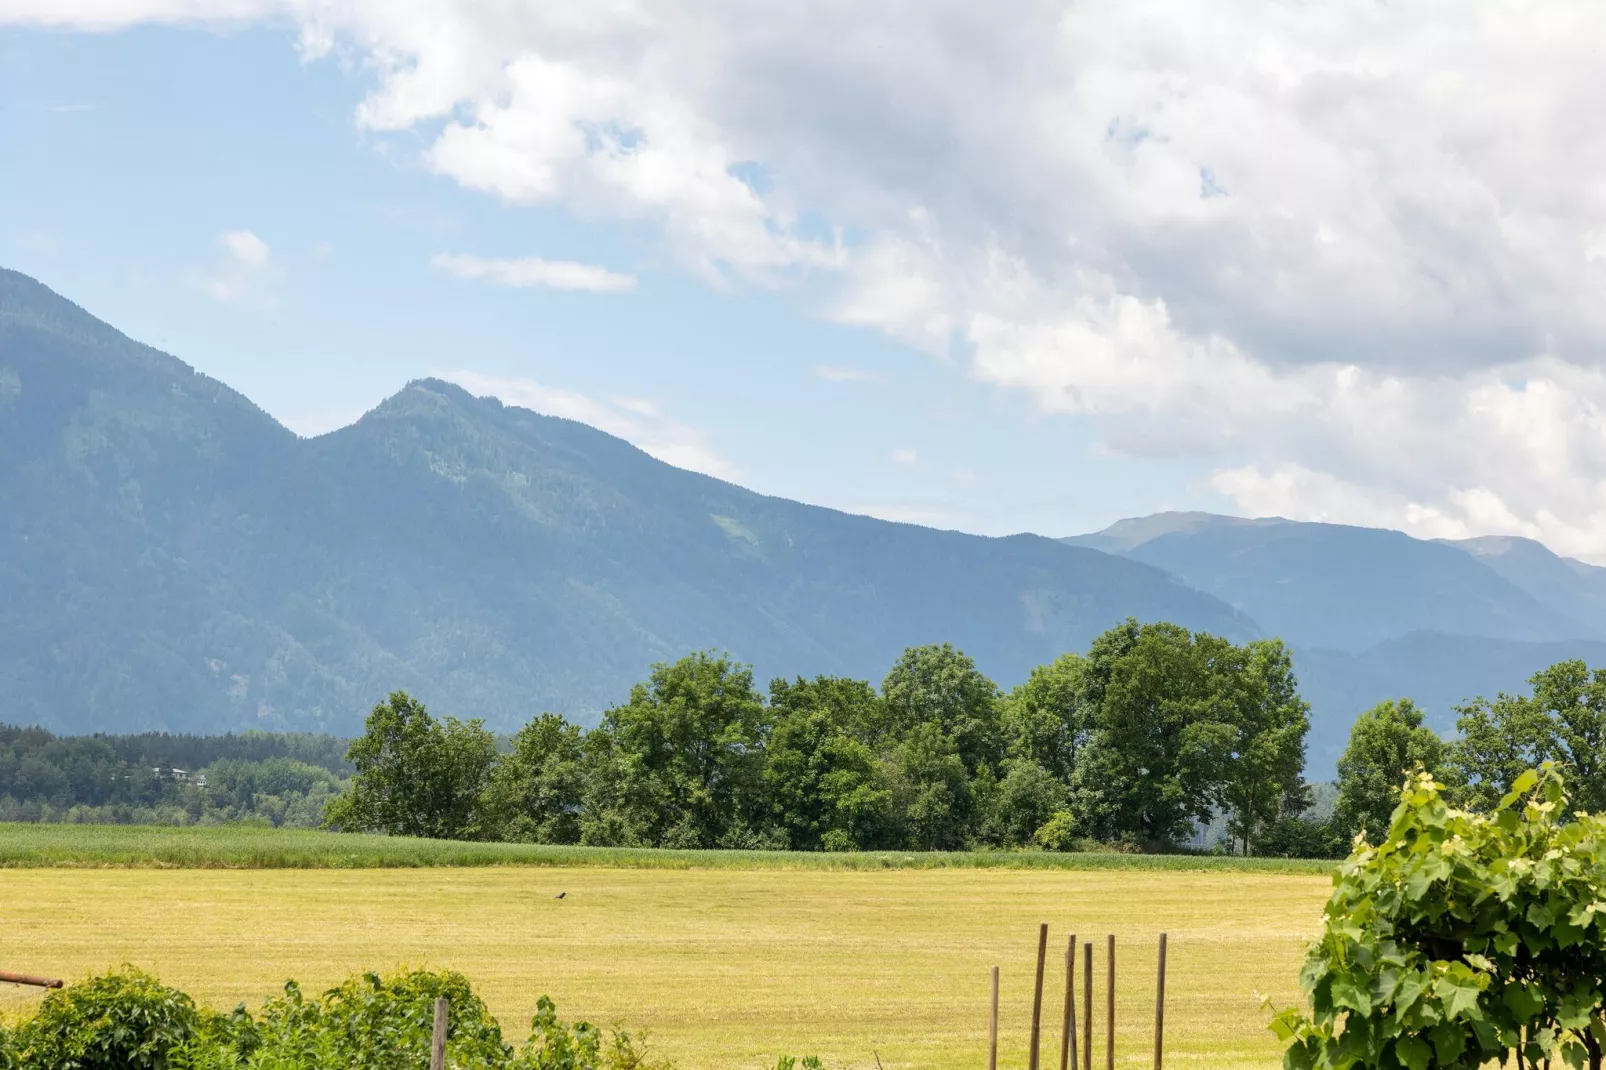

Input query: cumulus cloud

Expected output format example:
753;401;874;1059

890;448;918;468
433;252;635;293
444;370;739;481
198;228;279;307
19;0;1606;555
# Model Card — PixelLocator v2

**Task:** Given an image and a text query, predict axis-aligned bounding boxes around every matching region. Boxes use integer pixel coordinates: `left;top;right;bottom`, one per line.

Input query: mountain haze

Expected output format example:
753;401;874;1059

1064;512;1596;651
0;268;1253;735
1067;512;1606;774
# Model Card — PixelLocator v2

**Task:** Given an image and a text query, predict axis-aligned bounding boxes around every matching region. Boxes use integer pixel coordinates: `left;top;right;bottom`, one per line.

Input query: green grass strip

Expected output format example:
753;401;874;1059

0;823;1339;874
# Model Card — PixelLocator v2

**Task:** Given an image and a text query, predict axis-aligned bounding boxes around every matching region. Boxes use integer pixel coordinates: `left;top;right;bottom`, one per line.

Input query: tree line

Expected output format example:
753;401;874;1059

0;726;349;826
328;619;1314;853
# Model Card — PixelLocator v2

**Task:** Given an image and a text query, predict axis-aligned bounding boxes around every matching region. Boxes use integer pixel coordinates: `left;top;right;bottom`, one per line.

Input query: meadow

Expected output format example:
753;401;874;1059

0;823;1335;874
0;826;1334;1070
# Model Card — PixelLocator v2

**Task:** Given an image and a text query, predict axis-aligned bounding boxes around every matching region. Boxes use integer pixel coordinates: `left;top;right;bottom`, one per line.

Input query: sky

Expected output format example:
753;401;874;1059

4;3;1606;557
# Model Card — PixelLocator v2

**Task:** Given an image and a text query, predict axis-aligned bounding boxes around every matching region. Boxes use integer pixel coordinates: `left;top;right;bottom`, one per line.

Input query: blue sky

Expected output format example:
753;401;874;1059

4;3;1605;558
0;22;1212;538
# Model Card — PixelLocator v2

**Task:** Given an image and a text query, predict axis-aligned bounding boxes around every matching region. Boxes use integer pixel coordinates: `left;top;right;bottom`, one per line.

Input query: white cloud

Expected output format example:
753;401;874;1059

22;1;1606;556
811;365;882;383
432;252;635;293
221;229;269;266
198;228;278;307
443;370;739;481
890;447;918;468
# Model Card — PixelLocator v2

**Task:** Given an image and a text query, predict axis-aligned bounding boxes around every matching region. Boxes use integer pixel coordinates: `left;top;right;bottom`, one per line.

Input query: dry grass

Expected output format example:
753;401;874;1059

0;866;1330;1069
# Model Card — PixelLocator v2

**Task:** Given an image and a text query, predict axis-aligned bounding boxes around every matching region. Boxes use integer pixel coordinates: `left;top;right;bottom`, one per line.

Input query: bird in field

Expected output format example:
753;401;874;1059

554;892;566;899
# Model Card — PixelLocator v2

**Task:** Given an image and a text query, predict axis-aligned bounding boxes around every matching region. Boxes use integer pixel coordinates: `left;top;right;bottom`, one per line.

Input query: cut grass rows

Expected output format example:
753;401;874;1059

0;823;1339;873
1;866;1332;1070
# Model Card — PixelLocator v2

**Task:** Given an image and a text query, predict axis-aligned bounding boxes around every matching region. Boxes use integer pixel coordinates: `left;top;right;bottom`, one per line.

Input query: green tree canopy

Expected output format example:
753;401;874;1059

881;643;1002;774
479;713;586;844
1000;652;1087;782
1077;620;1235;845
1214;637;1310;856
587;652;770;849
1332;698;1446;841
322;691;496;840
1453;659;1606;814
764;676;890;850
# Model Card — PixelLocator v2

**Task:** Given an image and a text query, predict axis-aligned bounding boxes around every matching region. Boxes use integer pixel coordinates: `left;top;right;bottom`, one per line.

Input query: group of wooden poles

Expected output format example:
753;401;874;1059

988;927;1168;1070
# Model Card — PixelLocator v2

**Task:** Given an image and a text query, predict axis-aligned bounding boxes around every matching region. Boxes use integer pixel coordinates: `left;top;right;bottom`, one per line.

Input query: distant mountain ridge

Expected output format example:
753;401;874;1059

1064;511;1600;650
9;263;1606;779
0;267;1253;737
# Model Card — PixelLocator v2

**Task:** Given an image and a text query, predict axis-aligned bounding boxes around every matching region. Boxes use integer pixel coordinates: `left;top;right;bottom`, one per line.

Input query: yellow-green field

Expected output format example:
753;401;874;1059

1;866;1331;1069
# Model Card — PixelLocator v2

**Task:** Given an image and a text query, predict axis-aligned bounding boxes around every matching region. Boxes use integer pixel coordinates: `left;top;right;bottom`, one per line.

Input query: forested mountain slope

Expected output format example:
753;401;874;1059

0;269;1254;734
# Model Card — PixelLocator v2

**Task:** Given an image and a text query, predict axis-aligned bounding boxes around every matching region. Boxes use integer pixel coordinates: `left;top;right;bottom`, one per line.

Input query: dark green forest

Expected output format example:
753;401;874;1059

0;728;349;827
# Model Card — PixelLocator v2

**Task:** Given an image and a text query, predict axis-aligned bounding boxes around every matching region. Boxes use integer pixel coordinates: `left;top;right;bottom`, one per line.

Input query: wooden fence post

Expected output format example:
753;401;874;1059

1060;934;1077;1070
1081;942;1092;1070
1030;923;1048;1070
1105;935;1115;1070
1153;933;1168;1070
431;996;448;1070
989;965;1000;1070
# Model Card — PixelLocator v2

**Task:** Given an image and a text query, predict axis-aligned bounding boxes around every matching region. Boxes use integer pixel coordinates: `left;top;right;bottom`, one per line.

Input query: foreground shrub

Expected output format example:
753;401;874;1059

4;966;666;1070
13;967;201;1070
220;968;512;1068
1272;764;1606;1069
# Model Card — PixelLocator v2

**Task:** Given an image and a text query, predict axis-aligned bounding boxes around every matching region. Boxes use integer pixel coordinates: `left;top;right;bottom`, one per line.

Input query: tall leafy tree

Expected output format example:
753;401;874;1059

478;713;586;844
585;652;770;848
1453;659;1606;814
1332;698;1445;840
975;758;1069;847
881;722;971;850
323;691;496;840
1000;653;1087;782
1076;620;1228;845
1215;638;1310;856
764;676;890;850
881;644;1002;774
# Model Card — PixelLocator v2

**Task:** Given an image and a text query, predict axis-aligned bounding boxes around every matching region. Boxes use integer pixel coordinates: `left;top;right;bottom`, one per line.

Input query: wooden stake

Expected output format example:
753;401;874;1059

1060;935;1077;1070
1105;935;1115;1070
431;996;448;1070
1153;933;1168;1070
1081;942;1092;1070
989;966;1000;1070
1030;923;1049;1070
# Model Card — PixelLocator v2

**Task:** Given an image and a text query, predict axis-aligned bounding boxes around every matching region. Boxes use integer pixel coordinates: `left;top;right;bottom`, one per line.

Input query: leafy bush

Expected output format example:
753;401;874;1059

1254;814;1345;860
13;967;201;1070
4;966;666;1070
1272;764;1606;1069
514;994;664;1070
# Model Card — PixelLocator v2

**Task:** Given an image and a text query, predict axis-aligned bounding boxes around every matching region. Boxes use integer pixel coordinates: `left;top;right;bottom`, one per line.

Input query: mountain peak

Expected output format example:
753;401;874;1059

1066;510;1287;553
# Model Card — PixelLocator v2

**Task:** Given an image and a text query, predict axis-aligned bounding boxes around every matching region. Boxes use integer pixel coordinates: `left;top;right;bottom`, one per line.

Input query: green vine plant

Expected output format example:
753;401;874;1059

1272;763;1606;1069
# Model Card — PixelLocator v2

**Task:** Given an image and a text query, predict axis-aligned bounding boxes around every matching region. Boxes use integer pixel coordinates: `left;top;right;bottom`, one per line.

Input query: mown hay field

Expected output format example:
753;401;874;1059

1;853;1333;1069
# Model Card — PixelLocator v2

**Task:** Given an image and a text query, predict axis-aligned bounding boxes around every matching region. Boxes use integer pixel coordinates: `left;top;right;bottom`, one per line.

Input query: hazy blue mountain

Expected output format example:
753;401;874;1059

0;268;1256;735
1441;535;1606;636
1064;512;1595;651
1296;632;1606;776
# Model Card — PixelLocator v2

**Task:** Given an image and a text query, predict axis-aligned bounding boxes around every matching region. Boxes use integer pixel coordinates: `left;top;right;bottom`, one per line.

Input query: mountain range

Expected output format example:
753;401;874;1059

4;266;1603;776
